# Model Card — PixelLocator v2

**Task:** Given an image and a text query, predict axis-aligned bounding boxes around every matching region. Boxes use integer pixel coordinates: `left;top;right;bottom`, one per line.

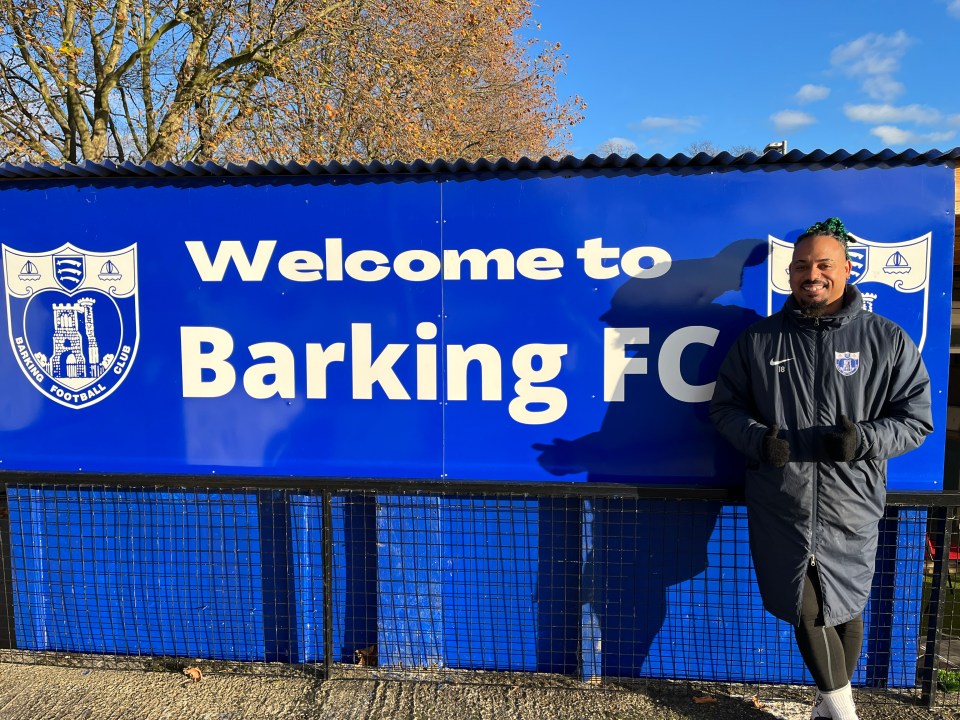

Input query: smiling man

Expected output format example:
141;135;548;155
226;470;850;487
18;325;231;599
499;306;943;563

709;218;933;720
790;227;852;316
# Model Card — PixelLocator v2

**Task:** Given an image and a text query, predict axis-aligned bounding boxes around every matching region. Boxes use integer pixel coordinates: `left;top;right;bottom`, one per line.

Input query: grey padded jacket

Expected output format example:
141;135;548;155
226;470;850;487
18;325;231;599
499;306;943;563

710;285;932;626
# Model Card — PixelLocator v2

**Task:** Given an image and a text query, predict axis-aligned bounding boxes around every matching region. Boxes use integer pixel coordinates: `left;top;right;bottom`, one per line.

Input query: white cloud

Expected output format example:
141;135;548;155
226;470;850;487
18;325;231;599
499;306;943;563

850;102;959;149
869;125;956;146
831;31;913;100
844;103;942;125
949;0;960;18
831;31;912;76
632;116;701;133
795;84;830;103
862;76;904;102
770;110;816;132
869;126;913;145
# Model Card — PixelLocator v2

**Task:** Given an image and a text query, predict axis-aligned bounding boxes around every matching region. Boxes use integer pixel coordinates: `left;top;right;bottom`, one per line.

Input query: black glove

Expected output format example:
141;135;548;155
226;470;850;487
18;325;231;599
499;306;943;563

823;414;858;462
761;424;790;467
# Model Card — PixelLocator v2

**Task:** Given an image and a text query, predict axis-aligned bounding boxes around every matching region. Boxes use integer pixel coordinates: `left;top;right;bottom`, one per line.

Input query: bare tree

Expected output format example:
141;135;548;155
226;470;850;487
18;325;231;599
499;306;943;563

686;140;720;156
687;140;759;156
595;138;637;157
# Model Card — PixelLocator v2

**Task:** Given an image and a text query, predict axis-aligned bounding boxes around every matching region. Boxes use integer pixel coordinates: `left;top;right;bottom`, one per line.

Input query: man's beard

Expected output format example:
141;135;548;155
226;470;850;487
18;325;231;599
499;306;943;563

798;297;828;317
797;281;831;316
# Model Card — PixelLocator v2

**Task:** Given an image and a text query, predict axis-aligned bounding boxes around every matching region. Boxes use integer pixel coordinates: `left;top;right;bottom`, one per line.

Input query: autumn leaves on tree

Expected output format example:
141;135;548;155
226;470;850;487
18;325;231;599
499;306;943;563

0;0;584;165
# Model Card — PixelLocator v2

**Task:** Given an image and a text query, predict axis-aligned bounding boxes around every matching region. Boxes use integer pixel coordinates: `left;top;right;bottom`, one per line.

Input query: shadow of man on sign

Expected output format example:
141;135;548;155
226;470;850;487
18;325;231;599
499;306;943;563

534;238;766;678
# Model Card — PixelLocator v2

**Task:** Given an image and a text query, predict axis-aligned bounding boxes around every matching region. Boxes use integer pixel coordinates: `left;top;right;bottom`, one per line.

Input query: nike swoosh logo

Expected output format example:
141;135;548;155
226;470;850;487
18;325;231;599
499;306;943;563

769;358;794;366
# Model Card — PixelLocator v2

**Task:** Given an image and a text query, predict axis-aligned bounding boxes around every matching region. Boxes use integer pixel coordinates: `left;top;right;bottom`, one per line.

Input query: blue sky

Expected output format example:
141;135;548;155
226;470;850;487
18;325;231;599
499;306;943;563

533;1;960;158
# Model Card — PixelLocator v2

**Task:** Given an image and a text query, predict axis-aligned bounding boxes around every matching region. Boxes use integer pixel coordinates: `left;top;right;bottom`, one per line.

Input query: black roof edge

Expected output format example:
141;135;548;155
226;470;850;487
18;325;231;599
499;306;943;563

0;148;956;181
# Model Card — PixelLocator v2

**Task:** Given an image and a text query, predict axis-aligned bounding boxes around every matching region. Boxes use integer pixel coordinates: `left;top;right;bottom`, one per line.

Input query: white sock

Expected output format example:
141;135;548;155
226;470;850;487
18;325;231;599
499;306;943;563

819;683;858;720
810;689;830;718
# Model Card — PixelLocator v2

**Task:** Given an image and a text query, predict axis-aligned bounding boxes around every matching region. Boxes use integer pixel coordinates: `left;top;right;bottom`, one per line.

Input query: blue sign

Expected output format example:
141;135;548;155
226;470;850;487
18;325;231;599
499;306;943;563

0;165;952;489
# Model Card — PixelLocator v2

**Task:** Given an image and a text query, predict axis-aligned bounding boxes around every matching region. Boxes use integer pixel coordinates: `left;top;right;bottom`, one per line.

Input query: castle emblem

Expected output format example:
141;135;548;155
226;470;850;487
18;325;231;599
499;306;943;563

835;351;860;377
2;243;139;409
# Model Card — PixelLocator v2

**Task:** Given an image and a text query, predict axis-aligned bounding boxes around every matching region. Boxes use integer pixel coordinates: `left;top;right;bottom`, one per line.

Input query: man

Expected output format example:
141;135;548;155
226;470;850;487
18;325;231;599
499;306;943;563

710;218;933;720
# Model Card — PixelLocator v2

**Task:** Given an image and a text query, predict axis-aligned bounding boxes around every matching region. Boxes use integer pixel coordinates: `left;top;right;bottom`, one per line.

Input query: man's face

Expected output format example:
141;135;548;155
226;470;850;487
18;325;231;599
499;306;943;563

788;234;852;315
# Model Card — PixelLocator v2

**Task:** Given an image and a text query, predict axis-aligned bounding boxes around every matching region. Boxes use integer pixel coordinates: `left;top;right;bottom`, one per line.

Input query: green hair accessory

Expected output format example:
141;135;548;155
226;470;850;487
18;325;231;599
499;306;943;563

804;217;850;243
802;217;854;258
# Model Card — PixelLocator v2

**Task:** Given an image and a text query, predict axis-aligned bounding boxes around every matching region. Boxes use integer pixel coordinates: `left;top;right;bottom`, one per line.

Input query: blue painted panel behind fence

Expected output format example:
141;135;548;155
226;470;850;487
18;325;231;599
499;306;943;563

440;498;539;671
8;487;264;659
6;492;927;683
377;496;444;668
288;493;336;664
279;497;925;684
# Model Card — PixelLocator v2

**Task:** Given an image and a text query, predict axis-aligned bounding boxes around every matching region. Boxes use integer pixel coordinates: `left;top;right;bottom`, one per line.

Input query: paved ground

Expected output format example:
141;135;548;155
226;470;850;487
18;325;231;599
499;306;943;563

0;663;957;720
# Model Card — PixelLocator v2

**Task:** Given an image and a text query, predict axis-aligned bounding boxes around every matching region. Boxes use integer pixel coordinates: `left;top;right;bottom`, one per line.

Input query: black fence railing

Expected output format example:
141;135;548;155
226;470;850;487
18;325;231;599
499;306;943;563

0;473;957;711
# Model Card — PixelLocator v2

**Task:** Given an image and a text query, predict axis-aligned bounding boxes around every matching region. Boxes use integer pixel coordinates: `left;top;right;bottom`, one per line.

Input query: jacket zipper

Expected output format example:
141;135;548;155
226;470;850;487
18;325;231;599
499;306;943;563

811;317;822;577
809;551;834;675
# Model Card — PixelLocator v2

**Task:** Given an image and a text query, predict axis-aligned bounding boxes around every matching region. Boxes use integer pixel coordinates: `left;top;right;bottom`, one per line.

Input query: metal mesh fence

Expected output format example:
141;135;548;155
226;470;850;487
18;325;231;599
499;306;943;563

0;478;956;711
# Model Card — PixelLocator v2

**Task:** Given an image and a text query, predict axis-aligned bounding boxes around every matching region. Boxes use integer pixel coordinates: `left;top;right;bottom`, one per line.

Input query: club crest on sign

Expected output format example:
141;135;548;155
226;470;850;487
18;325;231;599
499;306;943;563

3;243;139;409
835;351;860;377
767;232;931;351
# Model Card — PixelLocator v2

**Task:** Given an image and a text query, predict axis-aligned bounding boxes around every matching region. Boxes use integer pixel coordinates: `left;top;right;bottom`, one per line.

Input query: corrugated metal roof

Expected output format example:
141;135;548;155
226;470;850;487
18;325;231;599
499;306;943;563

0;148;957;180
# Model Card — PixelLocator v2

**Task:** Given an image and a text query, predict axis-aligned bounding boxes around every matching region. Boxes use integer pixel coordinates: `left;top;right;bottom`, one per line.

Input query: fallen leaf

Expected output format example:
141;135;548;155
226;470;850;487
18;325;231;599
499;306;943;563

183;667;202;683
355;644;378;667
751;695;765;709
693;695;716;704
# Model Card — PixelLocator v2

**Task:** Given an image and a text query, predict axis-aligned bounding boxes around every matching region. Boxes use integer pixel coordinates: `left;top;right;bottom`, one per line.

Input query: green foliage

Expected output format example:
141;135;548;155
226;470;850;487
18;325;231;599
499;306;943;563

938;669;960;692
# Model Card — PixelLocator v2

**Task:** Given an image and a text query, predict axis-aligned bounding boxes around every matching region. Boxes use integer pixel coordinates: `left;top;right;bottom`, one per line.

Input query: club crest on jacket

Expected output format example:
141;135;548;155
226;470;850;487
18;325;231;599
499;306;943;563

835;351;860;376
